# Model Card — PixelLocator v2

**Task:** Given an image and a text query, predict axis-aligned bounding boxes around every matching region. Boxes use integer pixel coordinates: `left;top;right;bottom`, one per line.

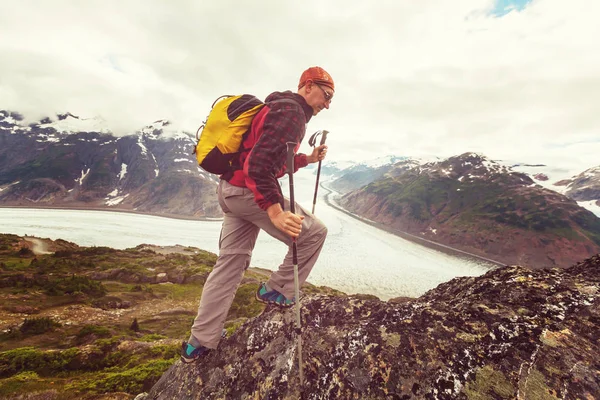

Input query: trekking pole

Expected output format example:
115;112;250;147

286;141;304;390
308;130;329;215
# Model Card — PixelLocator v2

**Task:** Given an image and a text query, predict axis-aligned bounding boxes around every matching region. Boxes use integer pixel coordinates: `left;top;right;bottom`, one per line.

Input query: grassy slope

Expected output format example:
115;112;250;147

0;234;342;399
364;174;600;245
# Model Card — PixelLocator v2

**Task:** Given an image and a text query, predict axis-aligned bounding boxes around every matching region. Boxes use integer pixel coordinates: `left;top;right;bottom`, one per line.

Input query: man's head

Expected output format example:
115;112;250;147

297;66;334;116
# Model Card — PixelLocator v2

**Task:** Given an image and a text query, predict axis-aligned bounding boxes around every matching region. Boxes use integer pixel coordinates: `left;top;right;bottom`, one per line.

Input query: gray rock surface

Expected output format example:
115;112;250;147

146;255;600;399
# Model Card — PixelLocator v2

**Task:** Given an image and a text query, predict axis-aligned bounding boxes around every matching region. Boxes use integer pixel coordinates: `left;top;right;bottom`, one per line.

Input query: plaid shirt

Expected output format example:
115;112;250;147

225;91;313;210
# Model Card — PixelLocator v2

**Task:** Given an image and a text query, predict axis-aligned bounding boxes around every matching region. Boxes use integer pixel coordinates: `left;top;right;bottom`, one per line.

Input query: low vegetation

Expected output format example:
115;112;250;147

0;234;339;399
365;174;600;245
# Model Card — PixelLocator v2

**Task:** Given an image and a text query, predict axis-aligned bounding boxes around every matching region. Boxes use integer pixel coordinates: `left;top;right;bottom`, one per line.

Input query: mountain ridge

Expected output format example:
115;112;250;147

337;152;600;269
0;110;220;218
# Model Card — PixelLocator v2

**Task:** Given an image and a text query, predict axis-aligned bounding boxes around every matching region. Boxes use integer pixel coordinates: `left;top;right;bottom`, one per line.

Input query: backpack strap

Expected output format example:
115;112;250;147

239;97;305;152
222;97;305;180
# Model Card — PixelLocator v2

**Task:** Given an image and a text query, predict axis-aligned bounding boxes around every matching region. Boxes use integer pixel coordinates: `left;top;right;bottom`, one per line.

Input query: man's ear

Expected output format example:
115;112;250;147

305;80;314;92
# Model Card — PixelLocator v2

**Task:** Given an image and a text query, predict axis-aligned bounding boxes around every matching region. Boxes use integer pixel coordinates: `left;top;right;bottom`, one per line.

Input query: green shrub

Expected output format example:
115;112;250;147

94;337;121;352
77;325;111;339
0;347;80;377
44;275;106;297
228;283;264;320
18;247;35;257
0;371;53;396
139;334;167;342
53;250;74;258
71;358;175;394
147;344;179;359
79;246;117;256
20;317;61;335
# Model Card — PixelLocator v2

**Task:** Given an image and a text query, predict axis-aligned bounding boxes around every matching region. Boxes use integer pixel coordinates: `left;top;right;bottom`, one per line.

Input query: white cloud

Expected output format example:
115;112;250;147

0;0;599;173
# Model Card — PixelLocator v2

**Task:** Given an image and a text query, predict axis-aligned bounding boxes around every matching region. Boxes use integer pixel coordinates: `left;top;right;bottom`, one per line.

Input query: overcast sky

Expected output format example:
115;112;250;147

1;0;598;174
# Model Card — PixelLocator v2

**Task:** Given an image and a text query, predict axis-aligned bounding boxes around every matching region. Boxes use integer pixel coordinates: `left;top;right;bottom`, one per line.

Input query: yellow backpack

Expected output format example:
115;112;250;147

193;94;264;174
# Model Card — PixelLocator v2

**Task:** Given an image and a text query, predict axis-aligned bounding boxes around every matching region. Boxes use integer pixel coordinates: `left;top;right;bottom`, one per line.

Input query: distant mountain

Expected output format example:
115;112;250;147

325;155;416;193
0;110;220;218
510;163;600;216
555;165;600;204
329;159;600;217
338;152;600;269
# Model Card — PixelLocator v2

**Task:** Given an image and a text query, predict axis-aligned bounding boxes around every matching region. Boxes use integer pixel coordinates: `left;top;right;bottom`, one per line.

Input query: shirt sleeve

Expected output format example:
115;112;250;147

243;103;305;210
294;153;308;171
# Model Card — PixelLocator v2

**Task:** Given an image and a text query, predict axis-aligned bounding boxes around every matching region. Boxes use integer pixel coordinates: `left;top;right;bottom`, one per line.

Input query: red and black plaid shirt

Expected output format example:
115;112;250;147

225;91;313;210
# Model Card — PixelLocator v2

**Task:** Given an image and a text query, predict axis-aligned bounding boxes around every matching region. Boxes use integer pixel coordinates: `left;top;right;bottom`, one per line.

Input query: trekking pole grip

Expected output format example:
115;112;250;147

319;130;328;146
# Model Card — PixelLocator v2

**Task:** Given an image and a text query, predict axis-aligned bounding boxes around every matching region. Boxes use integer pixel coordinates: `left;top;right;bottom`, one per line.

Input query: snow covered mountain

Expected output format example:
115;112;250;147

554;166;600;208
510;163;600;217
323;155;418;193
0;110;220;218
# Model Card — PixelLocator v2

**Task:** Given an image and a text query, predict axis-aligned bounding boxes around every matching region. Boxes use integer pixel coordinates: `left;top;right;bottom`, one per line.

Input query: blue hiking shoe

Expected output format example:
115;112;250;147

180;341;210;364
255;282;295;308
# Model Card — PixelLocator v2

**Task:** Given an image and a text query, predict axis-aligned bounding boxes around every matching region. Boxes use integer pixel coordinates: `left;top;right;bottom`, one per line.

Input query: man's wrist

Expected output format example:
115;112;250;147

267;204;283;220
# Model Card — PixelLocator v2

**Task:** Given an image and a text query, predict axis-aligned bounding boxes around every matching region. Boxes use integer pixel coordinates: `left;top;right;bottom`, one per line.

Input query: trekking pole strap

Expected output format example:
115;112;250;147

308;130;329;148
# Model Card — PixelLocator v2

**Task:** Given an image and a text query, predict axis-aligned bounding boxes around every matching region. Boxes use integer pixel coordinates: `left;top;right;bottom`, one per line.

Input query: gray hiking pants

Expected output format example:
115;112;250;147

189;179;328;349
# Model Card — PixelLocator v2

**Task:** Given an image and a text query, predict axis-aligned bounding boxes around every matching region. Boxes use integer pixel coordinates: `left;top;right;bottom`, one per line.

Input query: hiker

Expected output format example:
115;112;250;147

181;66;334;362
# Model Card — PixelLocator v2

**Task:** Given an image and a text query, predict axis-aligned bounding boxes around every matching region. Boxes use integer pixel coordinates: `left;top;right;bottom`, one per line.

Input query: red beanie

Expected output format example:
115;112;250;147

298;66;334;91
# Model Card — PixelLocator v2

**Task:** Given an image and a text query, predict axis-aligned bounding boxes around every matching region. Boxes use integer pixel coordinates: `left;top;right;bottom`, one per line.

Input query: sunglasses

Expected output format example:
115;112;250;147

314;83;333;102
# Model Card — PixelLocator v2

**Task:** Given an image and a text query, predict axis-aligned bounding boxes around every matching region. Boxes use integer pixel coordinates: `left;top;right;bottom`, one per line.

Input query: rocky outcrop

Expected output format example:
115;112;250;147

144;255;600;399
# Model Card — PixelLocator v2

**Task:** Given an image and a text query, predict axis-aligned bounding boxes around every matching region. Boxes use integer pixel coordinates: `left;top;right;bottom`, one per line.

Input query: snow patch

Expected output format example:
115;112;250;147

174;158;192;163
119;163;128;180
138;137;149;156
1;181;21;190
360;155;402;169
577;200;600;217
39;114;110;134
106;194;129;206
327;160;357;171
36;134;61;143
75;168;90;185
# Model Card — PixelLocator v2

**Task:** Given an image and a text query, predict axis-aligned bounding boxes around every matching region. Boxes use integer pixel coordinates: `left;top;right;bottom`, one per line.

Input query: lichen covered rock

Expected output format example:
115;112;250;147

146;255;600;399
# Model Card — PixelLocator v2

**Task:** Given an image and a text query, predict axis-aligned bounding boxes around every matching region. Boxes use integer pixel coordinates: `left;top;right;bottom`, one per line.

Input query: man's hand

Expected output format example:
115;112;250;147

267;204;304;238
307;145;327;164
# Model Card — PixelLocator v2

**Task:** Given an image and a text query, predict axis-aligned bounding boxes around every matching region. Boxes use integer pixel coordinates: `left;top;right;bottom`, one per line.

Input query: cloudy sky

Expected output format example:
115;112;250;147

1;0;598;174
